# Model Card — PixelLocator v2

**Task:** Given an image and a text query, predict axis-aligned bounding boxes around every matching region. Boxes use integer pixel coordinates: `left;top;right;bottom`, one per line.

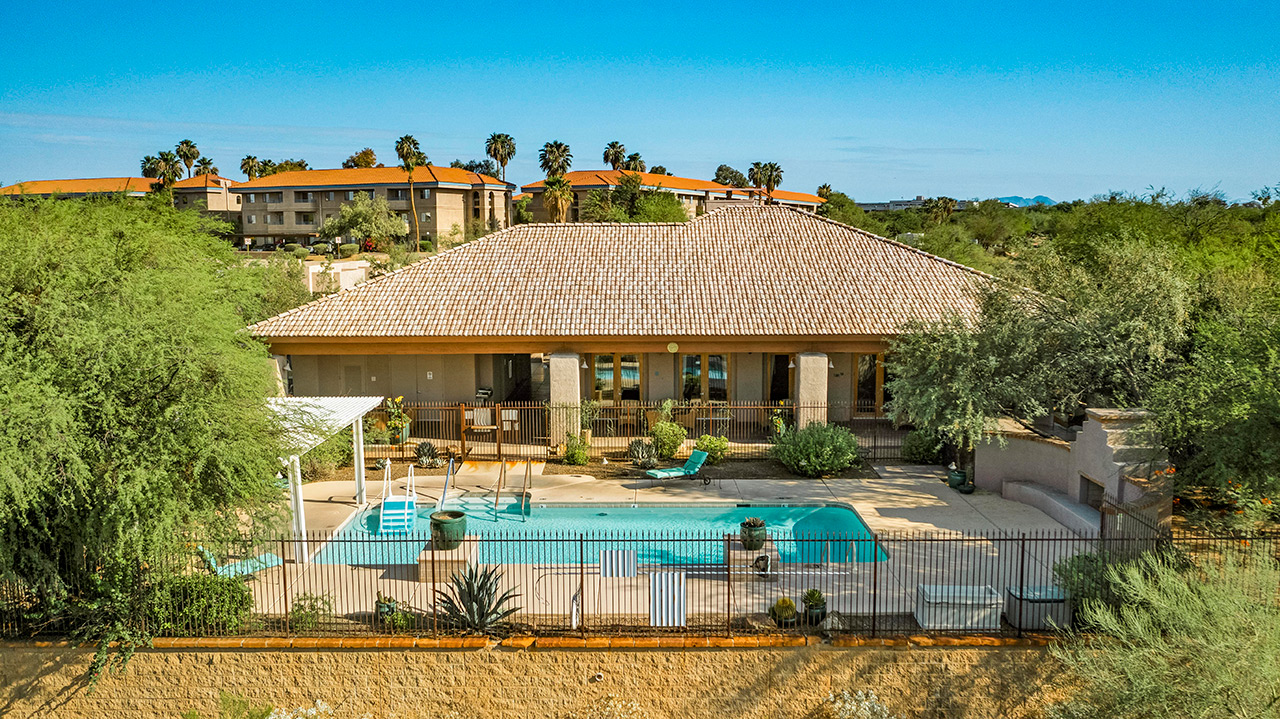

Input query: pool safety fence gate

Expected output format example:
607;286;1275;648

4;529;1274;640
360;401;908;464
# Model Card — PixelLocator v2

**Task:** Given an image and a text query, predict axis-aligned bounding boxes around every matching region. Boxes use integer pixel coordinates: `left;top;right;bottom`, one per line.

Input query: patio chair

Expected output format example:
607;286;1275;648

198;546;282;579
645;450;710;485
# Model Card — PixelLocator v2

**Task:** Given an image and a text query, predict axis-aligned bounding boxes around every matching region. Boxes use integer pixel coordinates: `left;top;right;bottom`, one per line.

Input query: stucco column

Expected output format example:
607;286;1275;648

548;353;582;446
288;455;309;563
352;418;367;505
794;352;829;428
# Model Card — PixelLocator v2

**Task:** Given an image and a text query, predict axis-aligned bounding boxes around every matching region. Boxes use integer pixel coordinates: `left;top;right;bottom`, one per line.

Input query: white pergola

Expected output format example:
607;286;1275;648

268;395;384;563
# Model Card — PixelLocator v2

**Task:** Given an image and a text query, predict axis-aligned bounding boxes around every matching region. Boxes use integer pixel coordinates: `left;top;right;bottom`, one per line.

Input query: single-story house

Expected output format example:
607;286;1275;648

250;206;989;435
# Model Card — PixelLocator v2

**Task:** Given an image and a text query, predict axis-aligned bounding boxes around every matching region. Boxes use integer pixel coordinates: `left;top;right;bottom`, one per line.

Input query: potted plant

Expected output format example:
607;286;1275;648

430;510;467;551
768;597;798;628
801;588;827;625
579;399;601;443
375;590;399;619
740;517;767;551
385;396;411;445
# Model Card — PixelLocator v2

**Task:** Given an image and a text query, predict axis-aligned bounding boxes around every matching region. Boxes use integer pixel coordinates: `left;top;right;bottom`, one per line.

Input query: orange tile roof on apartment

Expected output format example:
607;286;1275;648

172;174;237;189
0;177;154;196
249;205;990;341
520;169;826;205
234;166;512;190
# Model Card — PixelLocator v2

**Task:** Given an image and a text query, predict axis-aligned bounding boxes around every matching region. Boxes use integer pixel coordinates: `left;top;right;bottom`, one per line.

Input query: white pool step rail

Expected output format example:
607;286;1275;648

377;463;417;534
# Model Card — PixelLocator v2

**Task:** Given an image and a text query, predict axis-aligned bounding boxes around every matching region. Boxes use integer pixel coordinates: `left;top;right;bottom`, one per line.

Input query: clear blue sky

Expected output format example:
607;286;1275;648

1;2;1276;201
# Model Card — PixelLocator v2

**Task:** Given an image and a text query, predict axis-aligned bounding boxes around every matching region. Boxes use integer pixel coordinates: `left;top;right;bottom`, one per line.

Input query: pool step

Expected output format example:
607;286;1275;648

378;499;417;534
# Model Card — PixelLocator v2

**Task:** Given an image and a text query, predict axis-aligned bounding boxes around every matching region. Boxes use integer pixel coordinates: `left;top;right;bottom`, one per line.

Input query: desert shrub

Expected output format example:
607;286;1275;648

649;421;687;460
435;564;521;634
146;573;252;636
281;243;301;253
415;441;444;468
300;431;353;482
292;247;310;260
290;593;333;632
337;243;359;258
627;439;658;469
695;434;729;464
564;435;590;465
769;423;860;477
900;428;946;465
418;240;432;252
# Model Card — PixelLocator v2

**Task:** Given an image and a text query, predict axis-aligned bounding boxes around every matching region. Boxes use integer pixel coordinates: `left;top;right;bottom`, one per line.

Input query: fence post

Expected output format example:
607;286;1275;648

1017;532;1027;639
280;536;290;635
871;533;879;637
458;402;466;459
578;533;587;637
724;533;732;636
431;535;438;638
496;402;503;462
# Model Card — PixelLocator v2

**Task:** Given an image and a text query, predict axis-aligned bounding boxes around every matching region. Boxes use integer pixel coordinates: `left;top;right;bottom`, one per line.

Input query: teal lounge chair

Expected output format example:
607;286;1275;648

198;546;283;579
646;450;710;485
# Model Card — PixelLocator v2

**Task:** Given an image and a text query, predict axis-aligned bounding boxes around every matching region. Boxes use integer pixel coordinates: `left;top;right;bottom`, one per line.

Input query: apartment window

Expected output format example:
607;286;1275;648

294;191;314;203
681;354;729;402
295;212;316;225
397;212;410;229
591;354;642;402
767;354;793;402
263;192;282;203
344;190;372;201
344;191;355;201
388;189;408;201
246;193;256;203
419;188;431;200
265;212;284;225
324;213;334;221
420;212;430;222
325;191;335;201
235;195;242;205
247;214;257;224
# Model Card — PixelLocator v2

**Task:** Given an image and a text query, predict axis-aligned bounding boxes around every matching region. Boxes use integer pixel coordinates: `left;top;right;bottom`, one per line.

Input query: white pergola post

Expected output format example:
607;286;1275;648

287;454;310;563
352;418;367;505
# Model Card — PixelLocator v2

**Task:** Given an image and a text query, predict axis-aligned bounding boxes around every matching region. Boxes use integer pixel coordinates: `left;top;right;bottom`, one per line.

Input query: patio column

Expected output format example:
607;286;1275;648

794;352;829;428
352;418;366;505
287;454;310;564
548;352;582;446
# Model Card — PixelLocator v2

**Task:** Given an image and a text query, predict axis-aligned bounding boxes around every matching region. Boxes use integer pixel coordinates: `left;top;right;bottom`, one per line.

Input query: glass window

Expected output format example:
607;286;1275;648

681;355;702;401
707;354;728;401
856;354;877;413
618;354;641;401
420;188;431;199
681;354;730;401
593;354;615;402
325;191;334;201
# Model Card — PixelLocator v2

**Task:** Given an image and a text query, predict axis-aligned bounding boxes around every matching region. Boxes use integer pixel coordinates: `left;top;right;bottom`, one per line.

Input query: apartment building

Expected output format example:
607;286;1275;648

520;170;824;222
172;174;243;234
232;166;515;247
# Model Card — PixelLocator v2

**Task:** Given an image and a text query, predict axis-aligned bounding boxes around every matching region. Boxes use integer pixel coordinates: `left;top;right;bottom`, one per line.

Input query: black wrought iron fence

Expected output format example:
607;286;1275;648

4;529;1273;640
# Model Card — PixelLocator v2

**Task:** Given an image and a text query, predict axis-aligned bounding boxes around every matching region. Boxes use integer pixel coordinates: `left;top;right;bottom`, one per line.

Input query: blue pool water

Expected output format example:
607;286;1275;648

312;501;886;566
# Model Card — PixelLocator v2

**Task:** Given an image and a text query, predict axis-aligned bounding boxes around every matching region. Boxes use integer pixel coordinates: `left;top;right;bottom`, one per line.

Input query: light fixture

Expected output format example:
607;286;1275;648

829;359;835;369
581;358;589;369
787;359;795;369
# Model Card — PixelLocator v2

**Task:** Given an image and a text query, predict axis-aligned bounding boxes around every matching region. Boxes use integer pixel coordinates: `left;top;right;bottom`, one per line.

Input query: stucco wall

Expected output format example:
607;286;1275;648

291;354;478;402
0;644;1062;719
974;433;1073;494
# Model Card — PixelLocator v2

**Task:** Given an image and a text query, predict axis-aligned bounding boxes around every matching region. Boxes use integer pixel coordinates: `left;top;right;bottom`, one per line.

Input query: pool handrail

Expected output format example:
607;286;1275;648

436;457;454;512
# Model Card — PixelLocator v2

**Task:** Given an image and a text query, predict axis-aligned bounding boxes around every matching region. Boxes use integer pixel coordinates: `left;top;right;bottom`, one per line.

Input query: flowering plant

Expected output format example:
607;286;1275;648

384;396;410;432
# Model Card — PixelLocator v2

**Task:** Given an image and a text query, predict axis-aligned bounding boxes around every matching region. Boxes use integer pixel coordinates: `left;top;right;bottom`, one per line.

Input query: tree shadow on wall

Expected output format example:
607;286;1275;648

0;647;95;717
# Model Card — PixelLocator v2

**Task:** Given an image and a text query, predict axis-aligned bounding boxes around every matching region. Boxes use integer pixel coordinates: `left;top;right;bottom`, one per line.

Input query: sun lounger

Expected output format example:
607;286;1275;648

199;546;282;579
645;450;709;484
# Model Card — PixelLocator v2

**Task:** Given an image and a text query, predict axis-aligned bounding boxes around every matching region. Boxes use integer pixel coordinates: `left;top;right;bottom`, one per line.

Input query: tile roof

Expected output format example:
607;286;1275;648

250;206;990;341
0;177;153;196
173;174;236;189
233;166;511;190
521;170;825;204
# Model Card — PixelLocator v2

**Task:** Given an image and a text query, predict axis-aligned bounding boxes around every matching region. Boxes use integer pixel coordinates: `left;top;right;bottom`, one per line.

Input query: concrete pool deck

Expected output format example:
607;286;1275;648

298;463;1071;538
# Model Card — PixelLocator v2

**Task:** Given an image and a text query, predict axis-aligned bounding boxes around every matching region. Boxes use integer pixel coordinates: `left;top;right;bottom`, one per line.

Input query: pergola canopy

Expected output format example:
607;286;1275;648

267;395;384;456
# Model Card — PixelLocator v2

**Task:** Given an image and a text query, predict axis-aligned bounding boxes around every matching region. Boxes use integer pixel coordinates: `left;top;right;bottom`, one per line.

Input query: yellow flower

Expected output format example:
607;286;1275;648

395;396;404;403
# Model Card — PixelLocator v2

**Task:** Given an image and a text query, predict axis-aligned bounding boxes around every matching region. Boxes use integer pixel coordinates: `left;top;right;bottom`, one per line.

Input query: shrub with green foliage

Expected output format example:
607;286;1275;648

301;431;354;482
649;421;688;460
281;242;302;253
290;592;333;632
338;243;360;258
145;573;253;636
769;423;860;477
900;429;946;465
695;434;729;464
563;435;590;465
292;247;309;259
627;438;658;469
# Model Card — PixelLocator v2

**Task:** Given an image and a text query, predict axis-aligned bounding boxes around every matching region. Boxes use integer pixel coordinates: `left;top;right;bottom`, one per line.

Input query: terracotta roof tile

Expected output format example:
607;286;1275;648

0;177;153;195
172;174;237;189
233;166;512;190
249;206;989;340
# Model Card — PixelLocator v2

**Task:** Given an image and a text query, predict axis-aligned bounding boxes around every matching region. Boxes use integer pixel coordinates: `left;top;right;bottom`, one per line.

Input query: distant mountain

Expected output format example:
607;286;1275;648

998;195;1056;207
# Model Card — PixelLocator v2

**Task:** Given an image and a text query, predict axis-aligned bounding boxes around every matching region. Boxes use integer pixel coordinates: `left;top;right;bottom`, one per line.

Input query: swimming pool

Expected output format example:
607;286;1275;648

311;501;885;565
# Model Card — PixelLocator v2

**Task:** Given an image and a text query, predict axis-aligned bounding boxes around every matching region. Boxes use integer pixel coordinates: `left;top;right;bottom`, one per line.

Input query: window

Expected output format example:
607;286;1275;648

265;212;284;225
388;189;408;201
325;191;334;201
419;188;431;200
344;190;356;201
472;190;480;219
591;354;642;402
854;354;883;414
247;214;257;224
235;195;242;205
263;192;282;203
295;212;316;225
421;212;430;222
246;193;256;203
294;191;314;203
682;354;728;402
768;354;792;402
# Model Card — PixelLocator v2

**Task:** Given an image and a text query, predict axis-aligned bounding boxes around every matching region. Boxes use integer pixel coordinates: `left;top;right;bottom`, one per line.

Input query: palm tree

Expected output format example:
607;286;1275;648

175;140;200;178
396;134;428;246
240;155;261;181
747;162;765;190
195;157;218;176
650;165;670;176
542;175;574;223
602;141;626;170
747;162;783;203
484;133;516;182
140;155;161;178
622;153;645;172
924;196;957;224
539;141;572;177
817;184;833;199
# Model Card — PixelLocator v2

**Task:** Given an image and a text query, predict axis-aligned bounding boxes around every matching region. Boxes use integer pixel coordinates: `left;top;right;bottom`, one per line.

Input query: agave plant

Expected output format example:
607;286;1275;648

435;564;521;634
627;438;658;469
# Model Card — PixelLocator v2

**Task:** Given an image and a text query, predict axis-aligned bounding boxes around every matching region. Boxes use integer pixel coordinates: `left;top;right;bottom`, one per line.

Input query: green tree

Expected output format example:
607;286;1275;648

1049;554;1280;719
578;172;688;224
622;152;645;172
539;141;572;176
602;141;626;170
817;183;833;199
714;164;749;187
748;162;783;202
818;191;888;236
923;196;958;224
450;159;499;176
542;175;574;223
240;155;260;180
175;139;200;178
650;165;671;176
0;196;290;677
959;198;1030;251
341;148;378;168
318;192;407;248
512;195;534;225
395;134;427;245
194;157;218;176
484;132;516;182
